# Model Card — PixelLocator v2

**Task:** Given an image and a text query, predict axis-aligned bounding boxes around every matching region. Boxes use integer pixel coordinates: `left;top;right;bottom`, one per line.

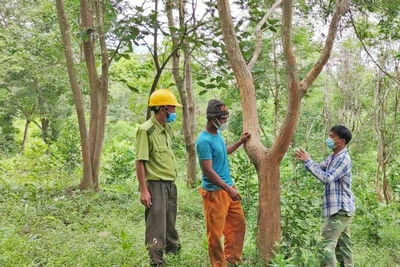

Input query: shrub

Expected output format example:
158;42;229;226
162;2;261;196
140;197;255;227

101;121;137;184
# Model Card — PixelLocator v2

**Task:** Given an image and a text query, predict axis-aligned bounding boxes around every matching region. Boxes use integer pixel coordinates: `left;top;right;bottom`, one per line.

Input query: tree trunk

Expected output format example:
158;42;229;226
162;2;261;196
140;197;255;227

382;162;392;204
182;48;197;187
256;156;281;260
90;0;109;190
56;0;93;189
20;119;31;152
373;74;384;202
374;156;384;203
166;0;197;187
33;79;50;146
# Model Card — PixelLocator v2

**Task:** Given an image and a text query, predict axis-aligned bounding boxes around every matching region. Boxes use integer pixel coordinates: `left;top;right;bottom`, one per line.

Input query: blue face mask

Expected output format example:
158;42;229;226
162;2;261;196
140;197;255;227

326;137;336;150
166;112;177;123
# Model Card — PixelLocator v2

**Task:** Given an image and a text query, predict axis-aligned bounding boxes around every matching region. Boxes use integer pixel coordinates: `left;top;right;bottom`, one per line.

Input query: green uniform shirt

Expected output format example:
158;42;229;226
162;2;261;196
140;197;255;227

135;116;177;181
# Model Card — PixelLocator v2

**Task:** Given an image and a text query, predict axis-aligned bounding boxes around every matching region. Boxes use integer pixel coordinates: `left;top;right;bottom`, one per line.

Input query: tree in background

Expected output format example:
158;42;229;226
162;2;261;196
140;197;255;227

56;0;116;190
166;0;197;186
0;0;70;151
350;0;400;204
128;0;212;186
215;0;350;261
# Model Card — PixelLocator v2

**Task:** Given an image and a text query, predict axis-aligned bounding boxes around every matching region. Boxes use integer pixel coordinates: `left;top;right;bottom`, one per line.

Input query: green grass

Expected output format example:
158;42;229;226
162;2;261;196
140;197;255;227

0;172;399;266
0;177;221;266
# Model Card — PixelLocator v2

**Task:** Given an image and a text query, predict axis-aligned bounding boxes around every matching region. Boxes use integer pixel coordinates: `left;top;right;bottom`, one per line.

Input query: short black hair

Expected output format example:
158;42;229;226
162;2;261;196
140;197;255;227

151;106;164;113
330;125;352;144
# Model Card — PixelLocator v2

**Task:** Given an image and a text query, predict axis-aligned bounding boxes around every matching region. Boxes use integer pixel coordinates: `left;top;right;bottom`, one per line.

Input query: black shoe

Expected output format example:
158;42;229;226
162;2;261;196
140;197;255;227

165;244;181;255
150;259;166;266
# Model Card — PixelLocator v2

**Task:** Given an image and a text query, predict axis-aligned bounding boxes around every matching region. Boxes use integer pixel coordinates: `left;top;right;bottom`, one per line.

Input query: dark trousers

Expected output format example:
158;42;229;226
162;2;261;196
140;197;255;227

145;180;180;265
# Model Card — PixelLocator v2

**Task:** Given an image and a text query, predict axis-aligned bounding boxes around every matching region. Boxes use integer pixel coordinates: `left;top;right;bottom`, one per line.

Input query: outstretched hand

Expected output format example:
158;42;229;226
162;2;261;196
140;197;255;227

295;148;310;162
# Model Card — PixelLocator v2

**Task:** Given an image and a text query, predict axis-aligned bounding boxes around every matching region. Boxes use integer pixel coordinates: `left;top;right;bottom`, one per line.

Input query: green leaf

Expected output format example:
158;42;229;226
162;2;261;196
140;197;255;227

199;90;208;95
218;82;229;89
129;27;140;39
196;75;206;81
268;26;277;33
211;40;219;48
82;33;89;42
267;18;280;25
197;81;206;87
121;54;130;59
206;83;216;89
126;84;139;92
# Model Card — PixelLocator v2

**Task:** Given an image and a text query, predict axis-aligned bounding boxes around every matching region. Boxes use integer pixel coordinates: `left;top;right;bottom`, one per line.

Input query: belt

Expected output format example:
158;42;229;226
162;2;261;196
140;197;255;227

147;179;174;183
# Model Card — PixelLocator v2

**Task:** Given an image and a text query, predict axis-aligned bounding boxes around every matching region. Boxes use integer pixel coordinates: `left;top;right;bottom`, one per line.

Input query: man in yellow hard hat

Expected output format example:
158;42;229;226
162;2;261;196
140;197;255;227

135;89;182;266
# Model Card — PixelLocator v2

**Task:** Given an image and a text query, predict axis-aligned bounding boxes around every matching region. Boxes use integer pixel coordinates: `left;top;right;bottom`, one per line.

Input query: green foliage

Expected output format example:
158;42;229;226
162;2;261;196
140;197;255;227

0;110;18;155
268;250;296;267
230;150;258;215
52;116;81;173
278;161;322;266
101;121;137;184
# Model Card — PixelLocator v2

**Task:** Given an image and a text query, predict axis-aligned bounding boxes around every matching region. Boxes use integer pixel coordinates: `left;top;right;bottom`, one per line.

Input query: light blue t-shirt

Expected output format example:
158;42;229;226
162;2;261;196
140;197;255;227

196;130;233;191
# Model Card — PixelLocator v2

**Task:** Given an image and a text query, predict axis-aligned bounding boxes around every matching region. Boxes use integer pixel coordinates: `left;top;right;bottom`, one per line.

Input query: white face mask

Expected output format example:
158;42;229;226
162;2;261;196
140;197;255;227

213;118;229;131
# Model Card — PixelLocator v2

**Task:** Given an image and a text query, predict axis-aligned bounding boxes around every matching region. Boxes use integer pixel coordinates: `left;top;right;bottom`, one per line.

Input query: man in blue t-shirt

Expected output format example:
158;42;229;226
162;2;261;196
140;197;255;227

196;99;251;267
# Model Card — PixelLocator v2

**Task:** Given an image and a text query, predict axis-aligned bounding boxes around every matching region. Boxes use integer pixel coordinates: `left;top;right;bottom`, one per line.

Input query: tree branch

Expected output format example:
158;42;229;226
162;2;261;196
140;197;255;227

300;0;350;92
247;0;282;71
109;40;122;64
349;8;400;85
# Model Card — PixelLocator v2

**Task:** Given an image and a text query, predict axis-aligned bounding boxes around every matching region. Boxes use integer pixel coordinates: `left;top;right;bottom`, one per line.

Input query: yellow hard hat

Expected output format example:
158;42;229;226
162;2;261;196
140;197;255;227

148;89;182;107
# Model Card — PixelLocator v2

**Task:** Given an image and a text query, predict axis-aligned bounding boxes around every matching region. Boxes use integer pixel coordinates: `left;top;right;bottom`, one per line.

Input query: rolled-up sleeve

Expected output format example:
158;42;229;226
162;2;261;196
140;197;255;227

135;128;149;161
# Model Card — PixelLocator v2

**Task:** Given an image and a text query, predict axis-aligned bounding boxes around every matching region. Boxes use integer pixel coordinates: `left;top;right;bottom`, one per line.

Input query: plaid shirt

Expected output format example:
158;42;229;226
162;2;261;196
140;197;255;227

304;148;355;218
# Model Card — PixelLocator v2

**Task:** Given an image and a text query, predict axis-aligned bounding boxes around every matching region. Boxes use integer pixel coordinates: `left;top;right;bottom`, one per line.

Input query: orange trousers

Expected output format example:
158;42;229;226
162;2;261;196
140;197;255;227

199;188;246;267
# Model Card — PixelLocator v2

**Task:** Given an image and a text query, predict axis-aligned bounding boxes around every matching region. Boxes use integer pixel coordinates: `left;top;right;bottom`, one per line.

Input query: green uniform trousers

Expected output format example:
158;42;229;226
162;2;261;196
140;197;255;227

321;210;354;267
145;180;180;266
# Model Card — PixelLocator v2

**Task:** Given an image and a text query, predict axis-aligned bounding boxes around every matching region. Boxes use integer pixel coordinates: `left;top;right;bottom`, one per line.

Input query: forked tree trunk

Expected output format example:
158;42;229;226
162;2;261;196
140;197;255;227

56;0;109;190
83;0;109;190
19;105;36;152
216;0;350;262
56;0;93;189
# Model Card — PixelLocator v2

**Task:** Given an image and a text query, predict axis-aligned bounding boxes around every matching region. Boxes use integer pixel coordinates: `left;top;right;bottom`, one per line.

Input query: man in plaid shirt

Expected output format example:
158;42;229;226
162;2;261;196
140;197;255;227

295;125;355;267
